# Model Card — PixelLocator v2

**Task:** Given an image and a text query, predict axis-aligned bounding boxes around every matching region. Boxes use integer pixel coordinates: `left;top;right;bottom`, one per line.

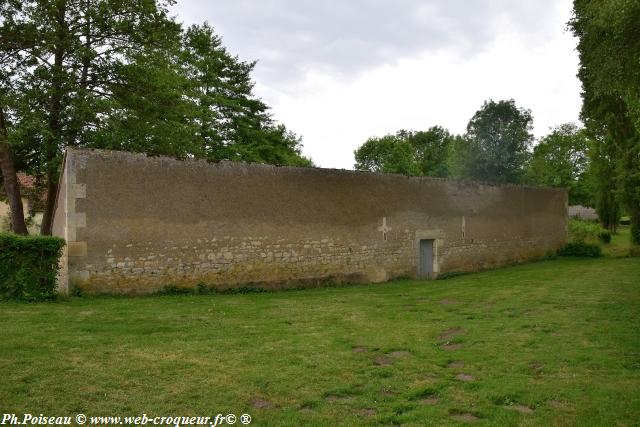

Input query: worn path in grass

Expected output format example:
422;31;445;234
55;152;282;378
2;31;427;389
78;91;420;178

1;257;639;426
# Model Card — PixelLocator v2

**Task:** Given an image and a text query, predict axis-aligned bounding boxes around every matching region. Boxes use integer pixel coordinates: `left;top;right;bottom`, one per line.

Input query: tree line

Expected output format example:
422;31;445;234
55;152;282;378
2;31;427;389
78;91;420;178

569;0;639;244
354;99;594;206
0;0;312;236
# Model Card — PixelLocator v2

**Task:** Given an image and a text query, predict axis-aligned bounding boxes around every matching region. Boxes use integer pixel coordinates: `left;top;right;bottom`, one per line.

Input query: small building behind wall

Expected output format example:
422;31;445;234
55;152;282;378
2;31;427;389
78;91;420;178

52;149;568;295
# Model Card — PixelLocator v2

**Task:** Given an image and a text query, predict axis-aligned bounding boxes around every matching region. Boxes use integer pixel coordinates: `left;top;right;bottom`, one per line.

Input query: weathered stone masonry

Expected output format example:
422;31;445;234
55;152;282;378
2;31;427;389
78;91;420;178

52;149;567;294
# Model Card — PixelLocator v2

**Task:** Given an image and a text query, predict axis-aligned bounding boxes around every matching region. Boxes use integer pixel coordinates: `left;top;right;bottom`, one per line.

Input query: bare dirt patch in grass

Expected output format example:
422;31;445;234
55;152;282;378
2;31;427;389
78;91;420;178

456;373;475;382
450;412;480;422
420;373;440;382
380;387;396;397
420;397;440;405
352;346;368;353
250;398;274;409
447;361;465;369
388;350;411;358
440;299;458;305
440;327;466;340
505;404;534;414
357;408;376;417
298;406;314;414
374;356;394;366
441;343;463;351
548;400;565;408
325;394;352;403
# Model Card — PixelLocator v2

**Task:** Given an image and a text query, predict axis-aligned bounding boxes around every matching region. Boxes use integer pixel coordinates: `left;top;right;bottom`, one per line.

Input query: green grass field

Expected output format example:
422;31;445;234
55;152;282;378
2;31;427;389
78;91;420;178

603;225;634;258
1;244;639;425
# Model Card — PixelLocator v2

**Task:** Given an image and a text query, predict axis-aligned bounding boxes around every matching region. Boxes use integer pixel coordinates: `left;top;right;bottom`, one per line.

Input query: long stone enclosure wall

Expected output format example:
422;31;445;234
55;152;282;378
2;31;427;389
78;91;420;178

52;149;568;294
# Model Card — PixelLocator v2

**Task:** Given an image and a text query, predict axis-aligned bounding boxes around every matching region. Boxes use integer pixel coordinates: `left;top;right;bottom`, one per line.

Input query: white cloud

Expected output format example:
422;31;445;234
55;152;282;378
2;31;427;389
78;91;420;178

261;9;581;168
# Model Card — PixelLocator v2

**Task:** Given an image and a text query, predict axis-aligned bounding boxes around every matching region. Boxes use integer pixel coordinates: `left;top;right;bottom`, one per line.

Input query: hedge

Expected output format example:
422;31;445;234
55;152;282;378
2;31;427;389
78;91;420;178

557;242;602;258
0;233;66;301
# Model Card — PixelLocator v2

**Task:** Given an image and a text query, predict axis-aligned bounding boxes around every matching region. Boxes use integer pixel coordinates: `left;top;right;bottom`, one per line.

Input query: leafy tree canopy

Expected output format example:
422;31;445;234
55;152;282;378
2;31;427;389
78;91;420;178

354;127;454;177
450;99;533;184
570;0;640;243
0;2;312;234
527;123;594;206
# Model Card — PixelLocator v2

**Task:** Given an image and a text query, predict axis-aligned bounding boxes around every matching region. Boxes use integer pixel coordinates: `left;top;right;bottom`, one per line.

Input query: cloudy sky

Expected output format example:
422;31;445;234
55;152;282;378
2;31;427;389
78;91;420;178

171;0;583;169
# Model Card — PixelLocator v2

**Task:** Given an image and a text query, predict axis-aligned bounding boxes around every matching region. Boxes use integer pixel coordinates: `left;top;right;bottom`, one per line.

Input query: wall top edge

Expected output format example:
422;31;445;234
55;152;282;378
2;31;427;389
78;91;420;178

64;148;567;194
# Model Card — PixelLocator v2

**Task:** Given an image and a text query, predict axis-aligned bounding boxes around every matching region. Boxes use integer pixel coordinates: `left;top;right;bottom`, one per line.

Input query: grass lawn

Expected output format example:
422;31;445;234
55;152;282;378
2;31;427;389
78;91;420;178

603;226;634;258
1;256;639;425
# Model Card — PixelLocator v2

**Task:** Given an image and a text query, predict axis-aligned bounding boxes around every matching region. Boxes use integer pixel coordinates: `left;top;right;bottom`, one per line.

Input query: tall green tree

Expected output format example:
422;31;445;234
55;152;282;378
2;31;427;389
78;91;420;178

1;0;181;234
89;48;200;157
0;33;28;234
180;23;311;166
1;6;312;235
570;0;640;243
181;23;267;161
238;123;313;167
527;123;594;205
450;99;533;184
354;132;418;175
0;113;28;235
354;127;453;177
589;130;622;231
409;126;454;177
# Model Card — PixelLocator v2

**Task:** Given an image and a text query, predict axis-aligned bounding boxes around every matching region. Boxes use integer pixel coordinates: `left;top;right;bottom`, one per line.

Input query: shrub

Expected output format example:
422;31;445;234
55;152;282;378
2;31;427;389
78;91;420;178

568;219;609;244
598;230;612;244
158;284;194;295
558;242;602;258
219;286;266;294
0;233;65;301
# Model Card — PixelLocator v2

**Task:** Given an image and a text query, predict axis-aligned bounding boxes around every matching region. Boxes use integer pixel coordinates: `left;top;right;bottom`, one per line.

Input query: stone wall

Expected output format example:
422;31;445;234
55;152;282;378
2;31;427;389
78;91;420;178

53;149;568;294
568;205;598;221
